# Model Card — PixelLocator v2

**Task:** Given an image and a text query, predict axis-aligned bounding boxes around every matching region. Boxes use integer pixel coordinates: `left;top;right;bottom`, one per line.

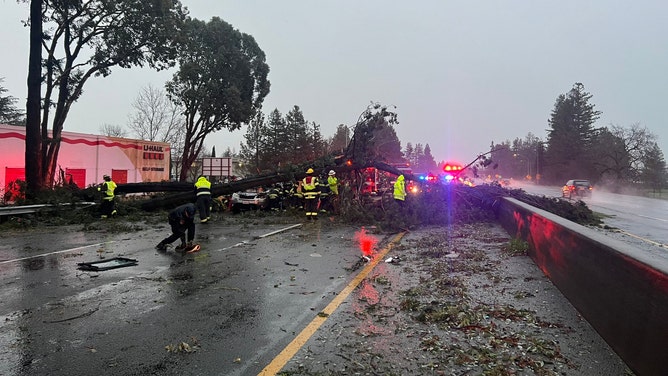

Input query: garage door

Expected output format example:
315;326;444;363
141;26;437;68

112;169;128;184
65;168;86;189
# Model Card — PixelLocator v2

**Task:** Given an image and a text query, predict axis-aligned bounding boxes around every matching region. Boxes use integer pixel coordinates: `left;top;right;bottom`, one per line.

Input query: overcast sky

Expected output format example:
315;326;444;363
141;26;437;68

2;1;667;165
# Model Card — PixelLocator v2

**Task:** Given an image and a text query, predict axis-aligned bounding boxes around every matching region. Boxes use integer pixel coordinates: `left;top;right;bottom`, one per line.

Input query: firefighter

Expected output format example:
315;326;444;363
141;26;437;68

267;184;282;211
288;181;303;209
97;174;117;218
393;174;406;206
156;202;197;252
302;168;320;220
318;174;331;213
194;175;212;223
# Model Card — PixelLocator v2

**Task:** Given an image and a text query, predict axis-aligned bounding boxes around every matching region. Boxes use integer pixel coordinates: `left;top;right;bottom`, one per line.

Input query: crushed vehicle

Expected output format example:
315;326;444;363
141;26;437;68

230;189;268;213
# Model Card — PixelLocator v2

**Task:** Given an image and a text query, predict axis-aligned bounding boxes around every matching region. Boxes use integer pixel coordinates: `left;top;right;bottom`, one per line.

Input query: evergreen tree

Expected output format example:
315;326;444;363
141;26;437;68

414;144;424;172
329;124;350;154
239;111;268;174
309;121;327;160
404;143;415;167
419;144;438;173
264;109;286;169
0;78;24;125
285;106;309;164
544;83;601;183
640;142;668;192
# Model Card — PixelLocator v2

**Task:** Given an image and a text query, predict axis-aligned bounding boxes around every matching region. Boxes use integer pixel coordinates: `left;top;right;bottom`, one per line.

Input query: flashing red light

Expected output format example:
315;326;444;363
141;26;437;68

354;228;378;257
346;159;353;166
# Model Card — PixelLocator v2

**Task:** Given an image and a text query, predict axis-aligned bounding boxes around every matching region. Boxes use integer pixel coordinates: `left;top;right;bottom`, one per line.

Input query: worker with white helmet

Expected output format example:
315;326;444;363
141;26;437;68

327;170;339;195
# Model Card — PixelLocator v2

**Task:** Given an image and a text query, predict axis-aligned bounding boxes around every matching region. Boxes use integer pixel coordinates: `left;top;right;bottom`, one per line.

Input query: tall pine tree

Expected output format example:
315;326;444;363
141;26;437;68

545;83;601;183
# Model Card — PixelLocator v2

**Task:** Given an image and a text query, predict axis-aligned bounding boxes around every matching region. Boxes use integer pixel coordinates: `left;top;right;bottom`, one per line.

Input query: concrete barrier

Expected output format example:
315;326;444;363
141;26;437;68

495;197;668;376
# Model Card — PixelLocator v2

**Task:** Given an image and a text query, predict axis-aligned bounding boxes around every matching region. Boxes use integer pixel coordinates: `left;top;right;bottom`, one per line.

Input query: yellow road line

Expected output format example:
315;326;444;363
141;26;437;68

258;232;406;376
616;229;667;248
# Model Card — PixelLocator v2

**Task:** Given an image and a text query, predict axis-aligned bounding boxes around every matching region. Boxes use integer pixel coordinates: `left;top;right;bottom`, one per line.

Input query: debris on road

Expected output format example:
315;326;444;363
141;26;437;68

77;257;138;271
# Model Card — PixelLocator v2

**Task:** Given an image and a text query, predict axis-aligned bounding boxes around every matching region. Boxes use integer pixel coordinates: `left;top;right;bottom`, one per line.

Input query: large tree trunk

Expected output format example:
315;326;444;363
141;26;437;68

25;0;43;198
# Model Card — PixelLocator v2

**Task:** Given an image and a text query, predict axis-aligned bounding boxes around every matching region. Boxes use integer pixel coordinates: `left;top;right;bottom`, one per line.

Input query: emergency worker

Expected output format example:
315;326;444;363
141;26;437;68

393;174;406;206
302;168;320;220
288;181;304;209
156;202;197;252
318;175;331;213
327;170;339;195
98;175;117;218
327;170;340;213
194;175;212;223
267;184;282;211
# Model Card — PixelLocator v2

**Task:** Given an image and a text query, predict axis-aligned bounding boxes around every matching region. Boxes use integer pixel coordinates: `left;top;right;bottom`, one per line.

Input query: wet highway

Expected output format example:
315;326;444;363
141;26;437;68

0;217;378;375
515;182;668;258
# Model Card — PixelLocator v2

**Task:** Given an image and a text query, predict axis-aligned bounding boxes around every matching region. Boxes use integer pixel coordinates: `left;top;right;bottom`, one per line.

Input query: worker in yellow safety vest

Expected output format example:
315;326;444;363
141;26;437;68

98;175;117;218
393;174;406;206
326;170;339;213
194;175;212;223
301;168;320;220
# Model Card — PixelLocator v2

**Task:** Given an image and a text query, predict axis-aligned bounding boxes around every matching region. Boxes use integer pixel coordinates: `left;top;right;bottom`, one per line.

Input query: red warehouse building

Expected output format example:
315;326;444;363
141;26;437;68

1;124;171;192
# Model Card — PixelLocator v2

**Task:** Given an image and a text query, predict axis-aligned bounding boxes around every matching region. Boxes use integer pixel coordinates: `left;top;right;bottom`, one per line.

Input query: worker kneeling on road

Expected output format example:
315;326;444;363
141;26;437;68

156;203;198;252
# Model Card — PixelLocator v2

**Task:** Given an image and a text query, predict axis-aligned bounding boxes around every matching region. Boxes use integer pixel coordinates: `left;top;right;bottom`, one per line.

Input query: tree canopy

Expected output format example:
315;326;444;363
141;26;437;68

0;78;25;125
345;103;402;165
239;106;327;175
23;0;188;193
544;83;601;183
404;142;437;173
166;16;270;181
482;83;665;192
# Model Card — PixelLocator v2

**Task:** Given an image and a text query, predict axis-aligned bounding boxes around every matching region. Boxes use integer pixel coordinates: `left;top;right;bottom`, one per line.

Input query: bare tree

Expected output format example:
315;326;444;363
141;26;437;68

610;123;656;174
99;123;128;138
127;84;185;179
128;84;183;143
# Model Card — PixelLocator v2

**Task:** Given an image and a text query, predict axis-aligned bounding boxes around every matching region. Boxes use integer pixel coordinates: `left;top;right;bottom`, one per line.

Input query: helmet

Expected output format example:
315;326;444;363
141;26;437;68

306;168;314;174
103;175;111;181
328;170;336;176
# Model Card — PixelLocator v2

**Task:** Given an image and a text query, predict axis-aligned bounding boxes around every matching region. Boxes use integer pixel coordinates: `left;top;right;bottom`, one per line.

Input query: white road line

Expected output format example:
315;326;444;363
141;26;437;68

0;242;115;265
635;214;668;222
1;224;304;263
213;223;302;252
256;223;303;238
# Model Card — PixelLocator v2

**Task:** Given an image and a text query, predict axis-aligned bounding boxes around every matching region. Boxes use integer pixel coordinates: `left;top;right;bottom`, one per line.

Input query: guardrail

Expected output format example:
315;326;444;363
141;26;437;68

0;202;96;219
495;197;668;376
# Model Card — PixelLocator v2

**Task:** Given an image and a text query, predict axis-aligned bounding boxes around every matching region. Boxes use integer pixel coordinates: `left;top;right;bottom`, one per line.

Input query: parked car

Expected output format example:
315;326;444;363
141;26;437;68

562;179;593;199
230;189;267;213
